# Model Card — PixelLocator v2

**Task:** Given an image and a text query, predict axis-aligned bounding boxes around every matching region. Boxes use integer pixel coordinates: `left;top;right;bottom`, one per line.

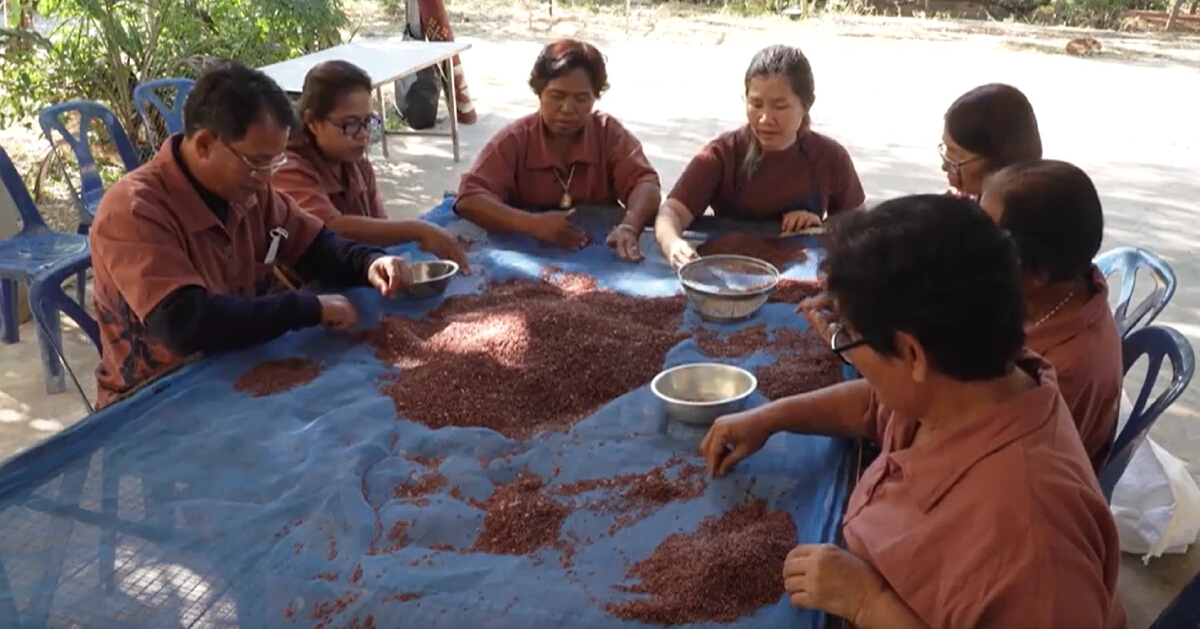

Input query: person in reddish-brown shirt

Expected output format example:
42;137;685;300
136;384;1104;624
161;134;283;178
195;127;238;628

940;83;1042;200
454;38;662;261
273;60;469;272
656;44;865;268
90;63;413;407
700;195;1125;629
980;159;1122;473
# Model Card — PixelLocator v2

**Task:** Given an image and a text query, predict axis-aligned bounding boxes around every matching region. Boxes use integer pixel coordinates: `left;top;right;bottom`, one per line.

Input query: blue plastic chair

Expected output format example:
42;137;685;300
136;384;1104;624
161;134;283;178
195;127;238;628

1148;568;1200;627
133;78;195;145
28;249;99;400
0;142;92;394
1098;325;1195;502
1095;246;1177;339
37;101;141;234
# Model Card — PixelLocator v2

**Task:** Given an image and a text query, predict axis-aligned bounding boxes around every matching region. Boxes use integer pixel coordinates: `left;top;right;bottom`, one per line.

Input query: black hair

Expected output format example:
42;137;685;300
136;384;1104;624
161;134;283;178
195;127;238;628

821;194;1025;381
988;159;1104;283
528;39;609;97
944;83;1042;172
741;44;815;181
184;60;298;139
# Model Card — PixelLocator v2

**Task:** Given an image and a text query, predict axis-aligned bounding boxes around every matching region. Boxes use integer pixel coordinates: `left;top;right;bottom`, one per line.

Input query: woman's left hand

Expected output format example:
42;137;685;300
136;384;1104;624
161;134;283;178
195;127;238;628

782;210;822;234
367;255;413;297
417;224;472;274
783;544;887;623
606;223;644;262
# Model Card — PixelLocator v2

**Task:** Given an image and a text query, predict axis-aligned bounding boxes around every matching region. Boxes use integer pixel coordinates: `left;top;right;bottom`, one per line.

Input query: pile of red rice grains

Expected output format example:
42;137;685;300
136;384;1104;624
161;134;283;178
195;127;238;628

696;233;809;270
233;357;324;397
607;500;797;625
365;272;688;439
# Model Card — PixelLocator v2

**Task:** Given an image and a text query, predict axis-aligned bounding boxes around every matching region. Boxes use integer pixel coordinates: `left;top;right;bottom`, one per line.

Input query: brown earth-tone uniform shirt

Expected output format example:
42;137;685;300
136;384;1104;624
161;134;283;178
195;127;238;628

1026;266;1123;473
843;353;1127;629
455;111;660;210
273;134;388;223
89;137;324;407
668;126;865;221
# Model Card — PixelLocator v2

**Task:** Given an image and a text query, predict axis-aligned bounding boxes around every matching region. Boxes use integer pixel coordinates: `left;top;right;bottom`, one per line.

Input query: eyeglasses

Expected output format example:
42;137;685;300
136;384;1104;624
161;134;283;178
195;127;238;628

223;140;288;177
328;114;383;137
830;324;869;365
938;142;982;171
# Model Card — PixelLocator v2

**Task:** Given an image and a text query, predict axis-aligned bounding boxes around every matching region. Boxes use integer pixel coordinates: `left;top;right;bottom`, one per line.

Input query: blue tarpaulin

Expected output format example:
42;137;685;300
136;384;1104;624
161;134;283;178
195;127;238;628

0;195;854;629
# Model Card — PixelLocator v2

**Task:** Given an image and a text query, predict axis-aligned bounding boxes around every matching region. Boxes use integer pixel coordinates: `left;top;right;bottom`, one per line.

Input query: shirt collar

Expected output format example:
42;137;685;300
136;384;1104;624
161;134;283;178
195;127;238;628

887;351;1062;513
287;134;346;195
1025;265;1111;355
524;113;601;170
161;135;255;234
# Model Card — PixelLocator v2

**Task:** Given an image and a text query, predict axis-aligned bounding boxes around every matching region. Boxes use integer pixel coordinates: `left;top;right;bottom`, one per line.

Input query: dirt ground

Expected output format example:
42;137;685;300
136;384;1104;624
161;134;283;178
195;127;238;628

3;3;1200;626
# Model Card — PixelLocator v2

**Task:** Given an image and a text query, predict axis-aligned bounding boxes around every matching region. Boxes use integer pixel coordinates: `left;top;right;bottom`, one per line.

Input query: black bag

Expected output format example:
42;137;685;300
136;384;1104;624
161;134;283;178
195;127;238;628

394;67;441;130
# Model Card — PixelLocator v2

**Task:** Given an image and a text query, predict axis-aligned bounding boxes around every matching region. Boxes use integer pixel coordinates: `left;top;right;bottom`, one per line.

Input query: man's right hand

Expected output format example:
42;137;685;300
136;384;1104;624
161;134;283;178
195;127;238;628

526;209;589;250
318;294;358;331
700;410;776;477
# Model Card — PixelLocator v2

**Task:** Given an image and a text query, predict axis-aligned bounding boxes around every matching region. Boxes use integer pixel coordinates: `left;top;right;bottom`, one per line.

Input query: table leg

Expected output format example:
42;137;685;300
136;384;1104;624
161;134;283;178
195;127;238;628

445;58;460;162
376;85;391;160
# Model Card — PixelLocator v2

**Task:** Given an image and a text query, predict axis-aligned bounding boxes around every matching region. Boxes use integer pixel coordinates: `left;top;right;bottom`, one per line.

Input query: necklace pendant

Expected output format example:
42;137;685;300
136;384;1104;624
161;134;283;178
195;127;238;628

559;193;572;210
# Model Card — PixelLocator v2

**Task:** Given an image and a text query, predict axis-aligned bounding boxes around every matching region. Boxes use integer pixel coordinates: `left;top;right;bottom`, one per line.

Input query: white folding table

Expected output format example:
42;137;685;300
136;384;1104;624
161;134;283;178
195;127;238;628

259;39;473;161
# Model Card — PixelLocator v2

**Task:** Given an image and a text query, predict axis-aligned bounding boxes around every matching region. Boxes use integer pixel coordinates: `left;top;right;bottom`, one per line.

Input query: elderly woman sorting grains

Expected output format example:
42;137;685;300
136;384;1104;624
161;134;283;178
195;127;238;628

699;194;1125;628
454;38;662;261
940;83;1042;200
980;159;1122;473
655;44;864;268
272;60;469;272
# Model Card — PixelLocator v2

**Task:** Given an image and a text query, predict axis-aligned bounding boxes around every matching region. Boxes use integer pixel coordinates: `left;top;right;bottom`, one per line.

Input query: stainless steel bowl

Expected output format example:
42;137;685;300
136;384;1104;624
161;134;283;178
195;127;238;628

651;363;758;427
403;260;459;299
678;254;780;323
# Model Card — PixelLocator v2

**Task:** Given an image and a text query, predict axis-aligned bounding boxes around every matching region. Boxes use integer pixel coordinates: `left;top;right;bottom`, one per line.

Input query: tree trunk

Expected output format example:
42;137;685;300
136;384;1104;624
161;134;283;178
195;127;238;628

1166;0;1185;29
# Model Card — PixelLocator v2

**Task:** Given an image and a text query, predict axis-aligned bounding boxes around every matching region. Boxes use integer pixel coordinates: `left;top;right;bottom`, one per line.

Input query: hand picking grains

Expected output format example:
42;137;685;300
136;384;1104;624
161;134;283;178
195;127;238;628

606;500;796;626
366;278;687;439
471;471;573;556
233;358;323;397
696;233;809;270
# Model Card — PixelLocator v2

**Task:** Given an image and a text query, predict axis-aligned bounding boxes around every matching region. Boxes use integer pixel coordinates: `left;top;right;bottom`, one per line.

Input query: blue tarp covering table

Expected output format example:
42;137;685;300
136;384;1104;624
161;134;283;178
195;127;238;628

0;196;855;629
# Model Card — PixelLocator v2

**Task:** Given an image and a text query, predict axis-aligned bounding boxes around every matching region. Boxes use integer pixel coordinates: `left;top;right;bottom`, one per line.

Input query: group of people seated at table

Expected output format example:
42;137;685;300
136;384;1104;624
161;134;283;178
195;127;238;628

87;35;1127;628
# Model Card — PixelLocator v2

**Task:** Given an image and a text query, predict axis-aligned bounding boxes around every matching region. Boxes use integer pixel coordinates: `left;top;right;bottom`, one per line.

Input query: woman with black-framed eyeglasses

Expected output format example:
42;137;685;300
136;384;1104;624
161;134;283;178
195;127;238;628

940;83;1042;200
699;194;1125;629
274;60;469;272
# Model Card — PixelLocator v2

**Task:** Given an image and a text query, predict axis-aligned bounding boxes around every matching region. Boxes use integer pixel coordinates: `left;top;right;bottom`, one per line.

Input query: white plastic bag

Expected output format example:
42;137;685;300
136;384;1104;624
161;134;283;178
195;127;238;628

1109;392;1200;561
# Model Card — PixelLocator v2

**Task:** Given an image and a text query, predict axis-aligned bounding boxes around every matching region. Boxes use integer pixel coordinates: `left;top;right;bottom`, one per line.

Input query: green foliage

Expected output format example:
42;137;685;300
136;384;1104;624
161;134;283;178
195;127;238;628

0;0;347;143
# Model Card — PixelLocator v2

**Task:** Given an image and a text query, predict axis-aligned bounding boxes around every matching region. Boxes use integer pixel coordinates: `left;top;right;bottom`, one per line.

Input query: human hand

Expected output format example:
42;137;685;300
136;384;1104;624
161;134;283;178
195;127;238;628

783;544;887;623
698;410;775;476
317;294;359;331
367;256;413;298
416;224;471;274
665;238;699;269
782;210;822;234
607;223;643;262
527;210;589;250
796;293;835;344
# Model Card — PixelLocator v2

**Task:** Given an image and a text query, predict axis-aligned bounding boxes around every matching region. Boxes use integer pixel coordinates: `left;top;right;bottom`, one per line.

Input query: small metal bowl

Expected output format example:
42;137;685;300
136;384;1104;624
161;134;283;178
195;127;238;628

403;260;459;299
651;363;758;427
678;254;780;323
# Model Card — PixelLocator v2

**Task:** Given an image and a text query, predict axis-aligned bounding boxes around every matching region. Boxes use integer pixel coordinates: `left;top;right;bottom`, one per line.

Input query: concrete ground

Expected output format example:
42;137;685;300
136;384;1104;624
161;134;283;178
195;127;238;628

1;5;1199;626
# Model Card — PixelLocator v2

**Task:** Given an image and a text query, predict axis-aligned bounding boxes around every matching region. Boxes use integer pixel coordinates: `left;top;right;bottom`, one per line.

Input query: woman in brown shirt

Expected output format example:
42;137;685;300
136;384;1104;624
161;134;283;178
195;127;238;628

274;60;469;271
940;83;1042;200
455;39;662;261
981;159;1123;473
655;44;865;267
700;195;1125;629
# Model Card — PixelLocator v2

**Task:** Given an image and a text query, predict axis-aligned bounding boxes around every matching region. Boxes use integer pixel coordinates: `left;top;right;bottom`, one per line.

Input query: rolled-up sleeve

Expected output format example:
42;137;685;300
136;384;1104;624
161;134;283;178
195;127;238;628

456;128;522;206
605;117;660;205
667;139;725;217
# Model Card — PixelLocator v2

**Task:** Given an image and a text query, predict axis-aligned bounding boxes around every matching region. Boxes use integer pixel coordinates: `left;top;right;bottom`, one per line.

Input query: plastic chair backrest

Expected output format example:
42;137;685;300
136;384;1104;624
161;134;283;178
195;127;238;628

134;78;196;142
1098;325;1195;501
1095;246;1176;339
0;142;49;233
37;101;142;224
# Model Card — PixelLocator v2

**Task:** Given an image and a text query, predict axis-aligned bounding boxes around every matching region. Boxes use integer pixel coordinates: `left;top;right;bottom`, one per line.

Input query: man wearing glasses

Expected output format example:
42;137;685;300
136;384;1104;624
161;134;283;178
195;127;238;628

88;61;413;407
273;60;469;272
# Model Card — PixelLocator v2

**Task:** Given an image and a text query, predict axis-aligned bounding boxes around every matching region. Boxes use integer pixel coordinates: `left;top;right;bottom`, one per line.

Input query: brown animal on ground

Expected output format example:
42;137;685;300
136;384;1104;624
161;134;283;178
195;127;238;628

1066;37;1103;56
